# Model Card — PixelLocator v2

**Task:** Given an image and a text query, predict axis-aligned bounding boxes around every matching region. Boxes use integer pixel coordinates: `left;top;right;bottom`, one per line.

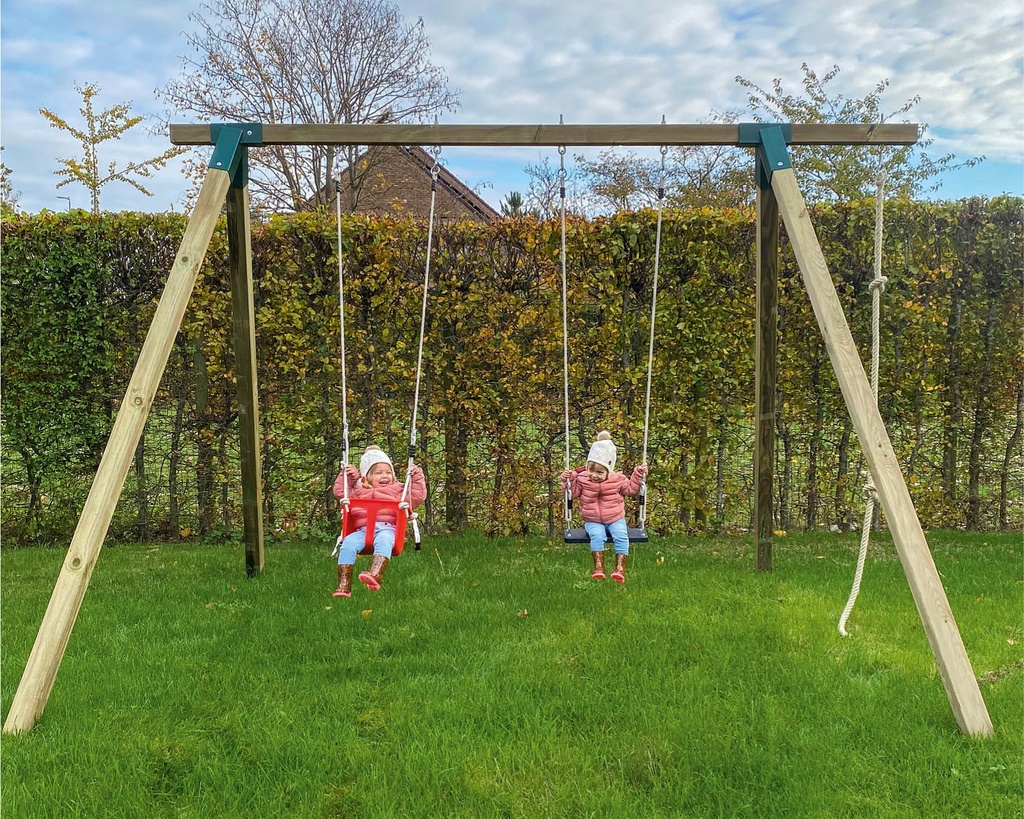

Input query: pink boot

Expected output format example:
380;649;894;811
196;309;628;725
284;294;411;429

333;564;353;598
358;555;389;591
611;554;627;584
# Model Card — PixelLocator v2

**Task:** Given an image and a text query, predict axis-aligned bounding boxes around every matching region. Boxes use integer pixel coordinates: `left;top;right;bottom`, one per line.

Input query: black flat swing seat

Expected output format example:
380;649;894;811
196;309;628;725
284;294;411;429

564;527;648;544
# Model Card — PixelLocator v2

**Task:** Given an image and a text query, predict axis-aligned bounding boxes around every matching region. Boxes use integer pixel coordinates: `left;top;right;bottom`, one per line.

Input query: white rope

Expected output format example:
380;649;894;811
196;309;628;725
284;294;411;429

639;143;667;529
332;169;350;556
558;141;572;527
401;145;440;521
333;148;437;549
838;165;887;637
335;171;351;505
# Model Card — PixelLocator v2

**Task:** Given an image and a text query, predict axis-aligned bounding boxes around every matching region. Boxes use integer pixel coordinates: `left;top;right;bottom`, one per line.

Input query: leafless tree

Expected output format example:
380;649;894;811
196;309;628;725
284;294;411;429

524;155;588;218
159;0;460;212
575;114;754;214
577;142;754;214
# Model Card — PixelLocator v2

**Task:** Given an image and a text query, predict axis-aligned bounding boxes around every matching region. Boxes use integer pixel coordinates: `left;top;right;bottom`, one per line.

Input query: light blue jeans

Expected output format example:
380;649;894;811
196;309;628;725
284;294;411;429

337;522;396;566
585;518;629;555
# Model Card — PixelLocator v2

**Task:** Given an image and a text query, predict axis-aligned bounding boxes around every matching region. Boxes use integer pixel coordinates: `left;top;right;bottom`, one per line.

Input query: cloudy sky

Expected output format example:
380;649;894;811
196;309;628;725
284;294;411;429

2;0;1022;213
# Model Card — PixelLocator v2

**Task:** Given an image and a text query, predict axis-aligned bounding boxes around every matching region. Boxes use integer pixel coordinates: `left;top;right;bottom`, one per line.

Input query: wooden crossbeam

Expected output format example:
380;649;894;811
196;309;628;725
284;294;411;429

170;122;918;148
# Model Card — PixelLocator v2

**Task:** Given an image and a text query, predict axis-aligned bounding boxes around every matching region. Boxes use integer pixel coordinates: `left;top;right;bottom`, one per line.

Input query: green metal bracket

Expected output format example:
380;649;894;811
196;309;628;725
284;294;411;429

737;122;792;145
738;123;792;190
208;123;263;188
209;123;264;145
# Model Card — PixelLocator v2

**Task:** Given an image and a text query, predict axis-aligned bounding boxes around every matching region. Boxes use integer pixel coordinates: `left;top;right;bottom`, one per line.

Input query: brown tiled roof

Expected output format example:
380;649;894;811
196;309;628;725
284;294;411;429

337;145;500;223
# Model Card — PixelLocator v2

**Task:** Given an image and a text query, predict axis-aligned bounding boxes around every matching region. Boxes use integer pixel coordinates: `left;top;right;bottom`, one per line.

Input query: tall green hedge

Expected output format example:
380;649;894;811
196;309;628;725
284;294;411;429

2;199;1021;544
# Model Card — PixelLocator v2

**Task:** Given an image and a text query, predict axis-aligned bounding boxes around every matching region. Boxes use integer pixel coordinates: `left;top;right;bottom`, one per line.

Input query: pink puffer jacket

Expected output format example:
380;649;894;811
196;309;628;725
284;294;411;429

563;465;644;524
333;466;427;529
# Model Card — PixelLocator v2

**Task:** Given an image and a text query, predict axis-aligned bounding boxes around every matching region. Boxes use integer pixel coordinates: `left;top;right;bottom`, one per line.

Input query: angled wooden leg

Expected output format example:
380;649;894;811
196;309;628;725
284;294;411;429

3;167;232;735
771;167;992;738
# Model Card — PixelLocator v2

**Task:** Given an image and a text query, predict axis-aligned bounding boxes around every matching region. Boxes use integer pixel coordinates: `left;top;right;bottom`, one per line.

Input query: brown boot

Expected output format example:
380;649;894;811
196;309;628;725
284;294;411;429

333;564;353;598
611;553;627;584
591;550;606;580
358;555;390;591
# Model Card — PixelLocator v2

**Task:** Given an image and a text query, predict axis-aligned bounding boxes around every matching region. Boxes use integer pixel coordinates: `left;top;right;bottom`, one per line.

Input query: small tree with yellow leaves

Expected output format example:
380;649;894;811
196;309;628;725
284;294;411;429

40;83;185;215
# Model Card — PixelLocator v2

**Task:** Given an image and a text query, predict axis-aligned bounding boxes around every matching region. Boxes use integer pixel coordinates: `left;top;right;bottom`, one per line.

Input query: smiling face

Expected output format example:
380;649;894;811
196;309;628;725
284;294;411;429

585;462;609;482
365;462;394;488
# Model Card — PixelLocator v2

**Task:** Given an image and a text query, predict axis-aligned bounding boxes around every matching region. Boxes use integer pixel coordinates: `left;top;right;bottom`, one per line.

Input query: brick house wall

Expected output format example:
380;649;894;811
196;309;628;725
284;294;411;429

338;145;500;223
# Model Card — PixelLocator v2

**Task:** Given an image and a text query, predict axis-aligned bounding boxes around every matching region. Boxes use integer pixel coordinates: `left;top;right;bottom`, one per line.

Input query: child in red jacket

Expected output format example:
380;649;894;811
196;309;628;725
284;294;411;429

332;446;426;597
561;431;647;583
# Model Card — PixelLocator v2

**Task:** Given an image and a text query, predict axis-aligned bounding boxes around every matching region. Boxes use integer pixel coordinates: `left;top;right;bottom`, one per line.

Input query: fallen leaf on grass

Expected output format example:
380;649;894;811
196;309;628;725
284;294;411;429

361;610;372;618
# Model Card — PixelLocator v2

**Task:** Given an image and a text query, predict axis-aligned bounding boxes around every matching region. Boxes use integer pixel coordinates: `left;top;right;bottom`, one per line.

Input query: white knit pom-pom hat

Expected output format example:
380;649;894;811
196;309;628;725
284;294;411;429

359;445;394;477
586;430;616;472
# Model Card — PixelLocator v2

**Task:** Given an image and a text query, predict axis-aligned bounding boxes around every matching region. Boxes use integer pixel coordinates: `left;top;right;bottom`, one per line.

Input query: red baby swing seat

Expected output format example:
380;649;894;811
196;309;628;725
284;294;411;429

339;498;409;556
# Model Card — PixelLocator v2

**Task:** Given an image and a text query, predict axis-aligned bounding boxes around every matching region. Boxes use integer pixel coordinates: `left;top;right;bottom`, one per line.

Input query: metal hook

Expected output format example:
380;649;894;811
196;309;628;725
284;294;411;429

430;143;441;179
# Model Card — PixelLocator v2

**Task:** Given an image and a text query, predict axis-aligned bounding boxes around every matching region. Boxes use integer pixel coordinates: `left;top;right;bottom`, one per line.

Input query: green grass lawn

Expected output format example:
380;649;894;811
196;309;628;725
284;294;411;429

2;531;1021;818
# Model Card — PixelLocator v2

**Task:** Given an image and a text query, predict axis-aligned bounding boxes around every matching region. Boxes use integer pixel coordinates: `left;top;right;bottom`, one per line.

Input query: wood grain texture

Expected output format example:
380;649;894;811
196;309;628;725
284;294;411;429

3;169;232;734
771;167;992;738
170;123;919;147
754;185;779;572
226;183;265;578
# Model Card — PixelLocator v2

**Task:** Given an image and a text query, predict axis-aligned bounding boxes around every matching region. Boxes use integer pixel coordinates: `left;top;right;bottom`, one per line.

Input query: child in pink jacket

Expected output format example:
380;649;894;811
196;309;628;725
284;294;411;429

561;431;647;583
332;446;426;597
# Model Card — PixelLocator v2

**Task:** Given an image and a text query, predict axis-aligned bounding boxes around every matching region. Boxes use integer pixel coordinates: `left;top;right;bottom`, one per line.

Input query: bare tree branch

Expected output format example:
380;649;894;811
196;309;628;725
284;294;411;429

158;0;460;212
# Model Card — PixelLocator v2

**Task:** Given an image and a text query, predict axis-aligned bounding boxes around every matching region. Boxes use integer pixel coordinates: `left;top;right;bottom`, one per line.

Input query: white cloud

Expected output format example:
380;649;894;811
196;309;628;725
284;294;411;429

2;0;1021;212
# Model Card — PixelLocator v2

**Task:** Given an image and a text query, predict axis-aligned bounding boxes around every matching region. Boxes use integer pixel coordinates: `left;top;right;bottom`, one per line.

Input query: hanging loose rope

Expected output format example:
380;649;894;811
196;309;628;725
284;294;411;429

838;165;887;637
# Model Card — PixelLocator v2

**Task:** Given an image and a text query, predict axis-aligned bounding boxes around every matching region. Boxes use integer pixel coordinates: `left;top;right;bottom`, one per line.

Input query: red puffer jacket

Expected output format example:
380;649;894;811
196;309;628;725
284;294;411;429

333;466;427;529
563;465;644;524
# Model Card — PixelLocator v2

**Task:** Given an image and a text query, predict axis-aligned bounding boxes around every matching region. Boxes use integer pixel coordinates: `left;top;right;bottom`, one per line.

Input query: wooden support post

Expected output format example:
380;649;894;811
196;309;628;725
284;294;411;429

754;180;779;572
3;168;232;735
226;177;264;577
770;167;993;738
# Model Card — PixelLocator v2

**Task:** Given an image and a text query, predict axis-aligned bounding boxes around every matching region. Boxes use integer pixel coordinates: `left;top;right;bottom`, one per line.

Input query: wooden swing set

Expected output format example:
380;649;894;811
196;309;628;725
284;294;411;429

2;120;993;740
